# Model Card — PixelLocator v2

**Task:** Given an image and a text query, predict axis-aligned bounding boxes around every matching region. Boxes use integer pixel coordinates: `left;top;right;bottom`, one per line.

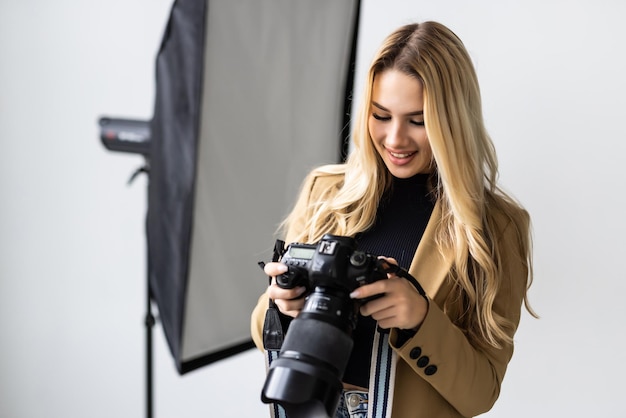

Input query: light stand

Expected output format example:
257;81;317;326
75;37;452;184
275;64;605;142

99;117;154;418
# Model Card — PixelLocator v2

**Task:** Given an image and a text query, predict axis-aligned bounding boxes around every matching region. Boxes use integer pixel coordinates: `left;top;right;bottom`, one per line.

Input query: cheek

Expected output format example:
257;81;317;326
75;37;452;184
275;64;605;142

423;143;432;158
368;118;382;141
419;134;432;155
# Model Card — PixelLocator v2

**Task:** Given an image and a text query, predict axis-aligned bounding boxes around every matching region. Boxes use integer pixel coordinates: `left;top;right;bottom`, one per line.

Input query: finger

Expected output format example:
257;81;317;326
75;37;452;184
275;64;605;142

264;262;288;277
274;297;305;316
362;287;428;329
267;284;306;301
360;297;406;329
368;305;396;323
359;294;393;317
375;256;402;278
378;256;398;265
350;279;388;300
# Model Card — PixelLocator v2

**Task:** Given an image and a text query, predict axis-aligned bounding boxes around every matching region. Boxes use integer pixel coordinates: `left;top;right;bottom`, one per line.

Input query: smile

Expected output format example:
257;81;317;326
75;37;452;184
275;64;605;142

389;151;416;159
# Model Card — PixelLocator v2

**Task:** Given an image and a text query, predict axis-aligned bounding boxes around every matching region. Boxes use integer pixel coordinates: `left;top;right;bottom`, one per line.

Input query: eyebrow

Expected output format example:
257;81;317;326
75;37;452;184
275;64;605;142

372;101;423;116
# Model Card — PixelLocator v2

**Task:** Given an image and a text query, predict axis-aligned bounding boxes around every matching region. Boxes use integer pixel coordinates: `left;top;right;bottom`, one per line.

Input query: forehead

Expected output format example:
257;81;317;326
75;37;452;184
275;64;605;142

371;69;424;111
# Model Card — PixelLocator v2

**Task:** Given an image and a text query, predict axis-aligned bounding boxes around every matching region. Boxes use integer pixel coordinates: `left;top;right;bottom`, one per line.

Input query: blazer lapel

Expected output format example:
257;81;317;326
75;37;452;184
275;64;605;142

407;200;454;299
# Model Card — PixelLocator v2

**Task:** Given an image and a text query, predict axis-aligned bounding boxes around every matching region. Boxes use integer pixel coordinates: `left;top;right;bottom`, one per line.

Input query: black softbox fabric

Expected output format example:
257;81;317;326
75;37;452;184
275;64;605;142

147;0;360;374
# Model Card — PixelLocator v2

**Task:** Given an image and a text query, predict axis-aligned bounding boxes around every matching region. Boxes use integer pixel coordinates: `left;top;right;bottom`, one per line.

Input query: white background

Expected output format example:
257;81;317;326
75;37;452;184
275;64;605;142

1;1;625;417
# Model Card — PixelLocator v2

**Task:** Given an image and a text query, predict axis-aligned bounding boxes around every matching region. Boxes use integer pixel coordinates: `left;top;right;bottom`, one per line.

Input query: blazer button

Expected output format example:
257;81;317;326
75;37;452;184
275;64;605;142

416;356;429;368
409;347;422;359
425;365;438;376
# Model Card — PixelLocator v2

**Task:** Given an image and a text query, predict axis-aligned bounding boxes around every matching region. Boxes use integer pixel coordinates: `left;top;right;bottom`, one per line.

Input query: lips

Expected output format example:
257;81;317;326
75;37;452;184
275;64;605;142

389;151;416;159
385;148;417;167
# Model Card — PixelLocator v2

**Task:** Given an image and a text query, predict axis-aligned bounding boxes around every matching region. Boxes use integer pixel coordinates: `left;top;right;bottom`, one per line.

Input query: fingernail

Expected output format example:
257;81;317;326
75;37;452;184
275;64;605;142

350;290;359;299
276;264;288;273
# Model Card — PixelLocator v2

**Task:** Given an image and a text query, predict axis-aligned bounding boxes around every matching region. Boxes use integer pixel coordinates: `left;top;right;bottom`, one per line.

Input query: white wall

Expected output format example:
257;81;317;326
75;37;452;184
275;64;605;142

1;1;625;417
0;1;266;417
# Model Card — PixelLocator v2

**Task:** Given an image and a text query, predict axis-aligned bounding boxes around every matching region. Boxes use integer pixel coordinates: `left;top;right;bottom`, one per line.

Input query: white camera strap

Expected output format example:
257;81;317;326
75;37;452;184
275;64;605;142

265;350;287;418
367;329;397;418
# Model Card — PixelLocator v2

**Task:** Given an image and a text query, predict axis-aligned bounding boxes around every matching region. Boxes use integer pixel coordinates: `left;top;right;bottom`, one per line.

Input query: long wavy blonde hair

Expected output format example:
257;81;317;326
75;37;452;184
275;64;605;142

282;21;535;349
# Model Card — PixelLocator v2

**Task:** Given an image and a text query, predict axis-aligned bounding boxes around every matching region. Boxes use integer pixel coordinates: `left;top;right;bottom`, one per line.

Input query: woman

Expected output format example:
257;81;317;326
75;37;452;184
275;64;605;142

251;21;535;418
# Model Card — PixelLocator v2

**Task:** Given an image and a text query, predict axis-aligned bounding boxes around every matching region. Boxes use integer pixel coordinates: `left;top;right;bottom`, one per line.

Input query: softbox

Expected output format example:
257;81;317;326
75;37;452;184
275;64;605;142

147;0;361;374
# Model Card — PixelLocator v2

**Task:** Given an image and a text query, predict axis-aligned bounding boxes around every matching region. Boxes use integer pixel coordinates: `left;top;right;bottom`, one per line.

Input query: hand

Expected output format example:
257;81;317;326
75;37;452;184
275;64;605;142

350;257;428;330
264;262;307;318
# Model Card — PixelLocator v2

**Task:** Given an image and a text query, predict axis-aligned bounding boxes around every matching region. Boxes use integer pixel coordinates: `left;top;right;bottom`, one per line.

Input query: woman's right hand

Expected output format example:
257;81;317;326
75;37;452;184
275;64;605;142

264;262;307;318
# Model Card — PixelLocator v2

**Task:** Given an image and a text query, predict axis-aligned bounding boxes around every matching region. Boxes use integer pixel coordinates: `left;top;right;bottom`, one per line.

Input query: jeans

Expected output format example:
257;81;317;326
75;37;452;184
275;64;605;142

334;390;368;418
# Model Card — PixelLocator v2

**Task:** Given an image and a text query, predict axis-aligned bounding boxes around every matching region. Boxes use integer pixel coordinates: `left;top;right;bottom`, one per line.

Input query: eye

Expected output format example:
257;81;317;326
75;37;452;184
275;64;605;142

372;113;390;122
410;119;425;127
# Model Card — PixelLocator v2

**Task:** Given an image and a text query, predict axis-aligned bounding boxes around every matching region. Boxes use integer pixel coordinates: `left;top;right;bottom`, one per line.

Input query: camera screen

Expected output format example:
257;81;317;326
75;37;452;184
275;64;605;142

288;246;316;260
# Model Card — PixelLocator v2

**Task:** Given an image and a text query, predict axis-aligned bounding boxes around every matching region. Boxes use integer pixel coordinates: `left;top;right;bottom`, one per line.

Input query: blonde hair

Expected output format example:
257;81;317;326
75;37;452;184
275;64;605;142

282;22;536;349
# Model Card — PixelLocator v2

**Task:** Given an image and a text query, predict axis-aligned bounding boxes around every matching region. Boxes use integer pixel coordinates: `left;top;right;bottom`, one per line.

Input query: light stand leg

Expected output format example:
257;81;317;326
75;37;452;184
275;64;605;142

145;286;156;418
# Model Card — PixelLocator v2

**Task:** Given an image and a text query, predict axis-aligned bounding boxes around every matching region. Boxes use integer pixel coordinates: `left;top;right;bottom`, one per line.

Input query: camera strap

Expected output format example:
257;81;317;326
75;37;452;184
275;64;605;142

264;241;288;417
261;240;287;351
377;259;427;298
368;329;397;418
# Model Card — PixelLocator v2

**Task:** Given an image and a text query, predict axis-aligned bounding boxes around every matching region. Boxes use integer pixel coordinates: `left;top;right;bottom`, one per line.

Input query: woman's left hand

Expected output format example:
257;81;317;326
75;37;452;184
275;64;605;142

350;257;428;330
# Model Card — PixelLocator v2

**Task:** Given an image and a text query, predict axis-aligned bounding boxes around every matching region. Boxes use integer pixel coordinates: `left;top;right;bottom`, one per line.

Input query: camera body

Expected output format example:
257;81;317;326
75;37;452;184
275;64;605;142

261;234;387;418
277;234;386;294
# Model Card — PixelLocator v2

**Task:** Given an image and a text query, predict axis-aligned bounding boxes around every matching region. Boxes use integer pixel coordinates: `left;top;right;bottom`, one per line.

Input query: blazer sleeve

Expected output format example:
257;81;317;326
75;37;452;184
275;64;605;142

389;213;530;417
250;170;327;351
251;288;269;351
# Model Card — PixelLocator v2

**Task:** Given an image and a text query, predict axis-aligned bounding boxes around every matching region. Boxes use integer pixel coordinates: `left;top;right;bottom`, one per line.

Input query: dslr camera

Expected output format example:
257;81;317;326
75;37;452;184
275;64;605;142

261;234;388;418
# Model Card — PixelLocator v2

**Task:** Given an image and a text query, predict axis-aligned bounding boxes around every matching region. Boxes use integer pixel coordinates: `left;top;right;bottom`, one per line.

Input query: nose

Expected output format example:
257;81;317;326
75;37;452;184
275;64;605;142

385;121;407;148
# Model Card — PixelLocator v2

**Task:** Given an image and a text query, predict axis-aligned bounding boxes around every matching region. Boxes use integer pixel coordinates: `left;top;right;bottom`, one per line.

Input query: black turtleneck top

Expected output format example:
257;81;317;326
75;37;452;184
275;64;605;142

342;173;435;388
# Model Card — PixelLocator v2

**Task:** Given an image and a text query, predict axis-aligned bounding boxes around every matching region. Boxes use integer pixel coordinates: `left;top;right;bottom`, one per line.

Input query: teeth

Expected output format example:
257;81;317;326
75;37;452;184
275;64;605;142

390;151;414;158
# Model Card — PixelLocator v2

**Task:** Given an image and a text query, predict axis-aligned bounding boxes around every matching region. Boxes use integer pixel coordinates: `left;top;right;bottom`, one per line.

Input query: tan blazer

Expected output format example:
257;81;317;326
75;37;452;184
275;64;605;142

251;171;529;417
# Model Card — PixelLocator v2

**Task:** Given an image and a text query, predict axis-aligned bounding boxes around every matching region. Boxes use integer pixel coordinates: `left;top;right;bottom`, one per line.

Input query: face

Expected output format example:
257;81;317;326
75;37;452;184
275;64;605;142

368;69;433;178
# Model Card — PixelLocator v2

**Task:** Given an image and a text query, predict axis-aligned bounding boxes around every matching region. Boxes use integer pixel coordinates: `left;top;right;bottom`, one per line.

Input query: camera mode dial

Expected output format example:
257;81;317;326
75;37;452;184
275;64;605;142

349;251;367;267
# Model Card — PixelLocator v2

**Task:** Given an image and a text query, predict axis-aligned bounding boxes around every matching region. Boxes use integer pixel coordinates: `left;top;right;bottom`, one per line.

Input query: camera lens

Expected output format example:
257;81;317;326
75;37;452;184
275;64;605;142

262;287;355;417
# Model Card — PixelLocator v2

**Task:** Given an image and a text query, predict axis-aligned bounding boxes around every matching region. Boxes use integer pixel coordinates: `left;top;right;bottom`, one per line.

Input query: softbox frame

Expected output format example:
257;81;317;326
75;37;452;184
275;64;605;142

147;0;361;374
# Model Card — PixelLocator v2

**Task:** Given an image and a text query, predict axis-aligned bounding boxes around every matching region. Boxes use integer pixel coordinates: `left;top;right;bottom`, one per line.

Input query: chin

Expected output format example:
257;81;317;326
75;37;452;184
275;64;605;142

387;168;418;179
384;163;425;179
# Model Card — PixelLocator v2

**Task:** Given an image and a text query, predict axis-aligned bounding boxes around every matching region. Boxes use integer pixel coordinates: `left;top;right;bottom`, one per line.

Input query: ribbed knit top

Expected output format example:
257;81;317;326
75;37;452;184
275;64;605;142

342;173;435;388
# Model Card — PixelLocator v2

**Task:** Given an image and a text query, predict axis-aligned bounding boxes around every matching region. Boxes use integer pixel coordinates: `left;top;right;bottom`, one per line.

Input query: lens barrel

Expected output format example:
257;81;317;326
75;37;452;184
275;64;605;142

261;289;355;417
